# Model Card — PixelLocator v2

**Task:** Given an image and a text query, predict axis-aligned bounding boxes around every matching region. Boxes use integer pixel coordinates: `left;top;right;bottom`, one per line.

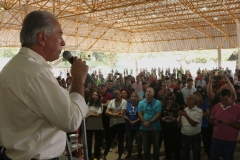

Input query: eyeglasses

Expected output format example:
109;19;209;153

165;98;173;101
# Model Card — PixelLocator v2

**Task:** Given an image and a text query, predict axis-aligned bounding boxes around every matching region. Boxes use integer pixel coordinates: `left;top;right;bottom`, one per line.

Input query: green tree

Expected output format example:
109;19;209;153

0;48;18;58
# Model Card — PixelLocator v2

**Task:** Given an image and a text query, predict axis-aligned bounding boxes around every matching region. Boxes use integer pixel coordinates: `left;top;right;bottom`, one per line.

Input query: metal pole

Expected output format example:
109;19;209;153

81;119;88;160
66;135;73;160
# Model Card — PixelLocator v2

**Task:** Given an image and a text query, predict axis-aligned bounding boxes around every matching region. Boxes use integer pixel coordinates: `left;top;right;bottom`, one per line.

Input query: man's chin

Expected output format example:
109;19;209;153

48;55;60;62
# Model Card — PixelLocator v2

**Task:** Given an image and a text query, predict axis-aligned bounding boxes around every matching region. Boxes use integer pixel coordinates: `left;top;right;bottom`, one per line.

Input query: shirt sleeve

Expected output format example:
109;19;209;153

236;105;240;122
138;101;144;112
27;69;88;133
211;105;216;118
107;99;113;109
193;109;203;124
121;100;127;110
97;105;102;114
156;100;162;113
204;102;210;110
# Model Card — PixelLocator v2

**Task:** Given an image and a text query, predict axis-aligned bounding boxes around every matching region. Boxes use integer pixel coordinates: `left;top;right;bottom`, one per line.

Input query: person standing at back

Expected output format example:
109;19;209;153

0;11;89;160
132;76;142;93
181;78;197;103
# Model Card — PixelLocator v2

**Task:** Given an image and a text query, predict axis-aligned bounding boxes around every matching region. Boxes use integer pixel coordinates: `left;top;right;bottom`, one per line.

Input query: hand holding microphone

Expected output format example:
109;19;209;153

71;57;88;84
63;51;95;86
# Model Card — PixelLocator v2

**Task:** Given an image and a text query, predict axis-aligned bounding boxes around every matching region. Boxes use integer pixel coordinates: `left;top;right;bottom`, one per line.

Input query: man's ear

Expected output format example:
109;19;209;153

37;32;46;46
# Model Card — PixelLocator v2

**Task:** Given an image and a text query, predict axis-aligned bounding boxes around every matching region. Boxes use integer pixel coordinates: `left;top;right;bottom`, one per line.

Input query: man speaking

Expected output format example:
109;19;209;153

0;11;89;160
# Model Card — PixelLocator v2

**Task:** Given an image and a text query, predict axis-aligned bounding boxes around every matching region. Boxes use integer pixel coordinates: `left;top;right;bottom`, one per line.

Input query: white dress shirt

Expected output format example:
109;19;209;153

181;87;197;103
181;106;203;136
0;47;88;160
196;80;206;88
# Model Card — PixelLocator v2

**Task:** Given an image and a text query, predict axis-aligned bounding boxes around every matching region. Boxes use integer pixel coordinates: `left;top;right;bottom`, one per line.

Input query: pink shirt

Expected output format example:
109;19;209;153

132;82;142;93
211;102;240;141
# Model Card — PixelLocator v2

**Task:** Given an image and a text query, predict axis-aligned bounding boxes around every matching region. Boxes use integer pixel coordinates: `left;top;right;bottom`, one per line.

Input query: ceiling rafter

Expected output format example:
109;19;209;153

58;0;162;19
177;0;237;47
86;22;115;50
0;0;239;52
218;0;237;20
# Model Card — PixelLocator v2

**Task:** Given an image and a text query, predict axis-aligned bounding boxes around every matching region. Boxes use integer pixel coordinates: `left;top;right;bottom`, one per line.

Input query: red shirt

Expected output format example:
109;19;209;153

211;102;240;141
218;80;225;87
101;92;112;103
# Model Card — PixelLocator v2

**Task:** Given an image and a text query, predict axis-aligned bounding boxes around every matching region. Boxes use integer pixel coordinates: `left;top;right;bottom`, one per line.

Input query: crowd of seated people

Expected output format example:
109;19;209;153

56;66;240;160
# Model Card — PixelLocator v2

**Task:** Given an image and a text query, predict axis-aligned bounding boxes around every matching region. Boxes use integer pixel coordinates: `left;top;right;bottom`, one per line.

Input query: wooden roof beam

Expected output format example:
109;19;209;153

86;23;115;50
58;0;162;19
177;0;237;47
218;0;237;20
180;23;220;48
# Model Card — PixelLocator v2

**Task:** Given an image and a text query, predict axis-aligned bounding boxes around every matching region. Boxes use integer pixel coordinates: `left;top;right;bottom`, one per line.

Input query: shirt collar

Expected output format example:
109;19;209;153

19;47;52;69
185;105;197;111
143;98;155;104
220;103;234;110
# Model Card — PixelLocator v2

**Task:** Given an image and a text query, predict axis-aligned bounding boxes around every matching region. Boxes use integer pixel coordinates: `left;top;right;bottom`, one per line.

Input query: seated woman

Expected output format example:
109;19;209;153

100;89;127;160
124;92;142;159
86;91;103;159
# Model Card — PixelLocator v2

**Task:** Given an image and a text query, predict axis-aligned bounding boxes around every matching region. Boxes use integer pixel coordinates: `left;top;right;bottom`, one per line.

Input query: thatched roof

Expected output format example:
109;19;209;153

0;0;239;53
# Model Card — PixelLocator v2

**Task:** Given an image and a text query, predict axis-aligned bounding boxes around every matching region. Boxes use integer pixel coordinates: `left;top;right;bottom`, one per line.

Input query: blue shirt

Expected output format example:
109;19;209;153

125;101;141;130
198;102;209;128
137;91;144;100
138;98;162;131
106;89;114;99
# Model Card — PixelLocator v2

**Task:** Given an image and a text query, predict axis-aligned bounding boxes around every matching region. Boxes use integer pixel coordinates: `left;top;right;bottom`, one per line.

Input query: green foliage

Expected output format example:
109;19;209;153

0;48;18;58
92;52;118;66
0;48;236;67
180;49;235;63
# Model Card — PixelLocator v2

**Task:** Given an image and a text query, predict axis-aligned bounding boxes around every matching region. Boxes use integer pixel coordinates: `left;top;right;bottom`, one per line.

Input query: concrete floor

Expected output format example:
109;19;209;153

60;140;240;160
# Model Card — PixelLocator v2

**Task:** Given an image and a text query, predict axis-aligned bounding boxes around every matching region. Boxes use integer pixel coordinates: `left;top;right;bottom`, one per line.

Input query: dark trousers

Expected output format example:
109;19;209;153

101;108;110;147
124;131;128;152
159;120;163;149
210;138;236;160
201;127;211;159
102;108;110;137
142;130;160;160
103;123;126;158
182;133;201;160
86;130;102;158
126;129;142;156
162;122;181;160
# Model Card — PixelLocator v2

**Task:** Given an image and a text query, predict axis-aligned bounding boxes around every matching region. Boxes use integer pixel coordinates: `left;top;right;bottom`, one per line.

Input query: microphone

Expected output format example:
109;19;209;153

63;50;95;85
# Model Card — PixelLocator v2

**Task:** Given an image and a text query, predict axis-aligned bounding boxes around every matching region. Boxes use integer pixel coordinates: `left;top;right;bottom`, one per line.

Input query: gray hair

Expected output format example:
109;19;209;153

20;11;58;46
187;94;197;101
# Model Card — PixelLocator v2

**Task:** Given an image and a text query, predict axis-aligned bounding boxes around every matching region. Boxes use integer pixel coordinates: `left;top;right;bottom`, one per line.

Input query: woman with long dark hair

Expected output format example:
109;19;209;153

121;88;130;155
161;91;182;160
86;91;103;159
100;89;127;160
154;86;164;103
